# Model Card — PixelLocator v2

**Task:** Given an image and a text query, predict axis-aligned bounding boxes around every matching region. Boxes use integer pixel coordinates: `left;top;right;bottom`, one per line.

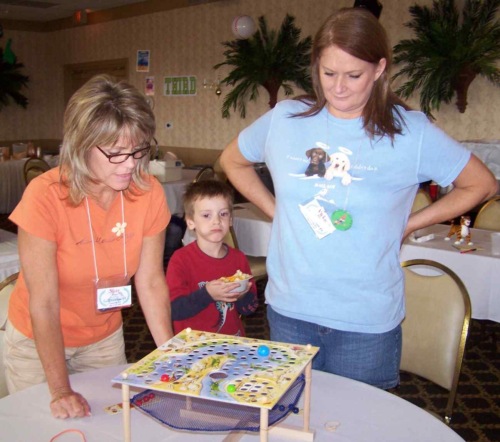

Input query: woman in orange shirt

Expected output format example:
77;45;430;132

5;75;173;418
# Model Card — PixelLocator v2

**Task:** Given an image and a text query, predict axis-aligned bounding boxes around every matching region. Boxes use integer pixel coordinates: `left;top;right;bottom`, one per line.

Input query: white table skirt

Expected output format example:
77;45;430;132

232;203;273;257
160;169;198;216
0;364;463;442
401;224;500;322
0;159;27;213
0;229;19;281
461;140;500;179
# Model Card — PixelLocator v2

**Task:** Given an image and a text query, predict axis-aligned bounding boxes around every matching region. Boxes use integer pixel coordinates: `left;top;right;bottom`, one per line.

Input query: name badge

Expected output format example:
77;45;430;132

97;285;132;311
299;198;335;239
95;274;132;313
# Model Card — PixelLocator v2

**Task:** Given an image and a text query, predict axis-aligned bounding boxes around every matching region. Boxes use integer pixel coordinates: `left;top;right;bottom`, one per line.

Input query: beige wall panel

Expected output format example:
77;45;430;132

0;0;498;150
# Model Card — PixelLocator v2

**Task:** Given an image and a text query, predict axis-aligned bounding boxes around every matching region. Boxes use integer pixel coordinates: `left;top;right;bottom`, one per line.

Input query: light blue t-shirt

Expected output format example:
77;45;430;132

238;100;470;333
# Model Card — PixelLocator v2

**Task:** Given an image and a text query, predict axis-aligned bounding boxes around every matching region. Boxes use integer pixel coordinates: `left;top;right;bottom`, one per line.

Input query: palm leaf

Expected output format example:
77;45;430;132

0;48;29;110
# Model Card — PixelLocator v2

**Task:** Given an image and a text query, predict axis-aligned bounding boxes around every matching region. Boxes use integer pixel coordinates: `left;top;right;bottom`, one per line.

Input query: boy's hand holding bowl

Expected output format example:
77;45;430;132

220;270;252;294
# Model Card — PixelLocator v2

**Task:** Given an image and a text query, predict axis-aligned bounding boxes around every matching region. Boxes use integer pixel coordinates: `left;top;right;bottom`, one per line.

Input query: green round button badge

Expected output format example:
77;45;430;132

331;210;353;231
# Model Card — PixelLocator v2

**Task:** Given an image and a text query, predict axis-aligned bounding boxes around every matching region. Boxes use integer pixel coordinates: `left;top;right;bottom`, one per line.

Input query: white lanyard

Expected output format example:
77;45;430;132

85;192;127;282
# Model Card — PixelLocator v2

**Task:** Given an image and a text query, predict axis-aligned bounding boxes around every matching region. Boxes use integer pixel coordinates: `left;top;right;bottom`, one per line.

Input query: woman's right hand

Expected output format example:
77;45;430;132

50;389;91;419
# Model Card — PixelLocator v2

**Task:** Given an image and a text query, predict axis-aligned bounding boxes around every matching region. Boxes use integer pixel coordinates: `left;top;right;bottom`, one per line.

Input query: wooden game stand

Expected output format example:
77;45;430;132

120;361;315;442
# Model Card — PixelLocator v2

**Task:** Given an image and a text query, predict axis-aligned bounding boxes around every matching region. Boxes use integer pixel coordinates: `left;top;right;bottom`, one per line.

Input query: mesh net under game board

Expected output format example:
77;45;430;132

131;375;305;432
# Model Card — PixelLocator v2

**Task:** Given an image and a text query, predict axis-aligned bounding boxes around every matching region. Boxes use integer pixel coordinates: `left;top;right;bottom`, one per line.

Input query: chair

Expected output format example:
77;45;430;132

224;227;267;284
23;157;50;185
193;166;215;183
411;189;433;213
473;196;500;231
0;272;19;398
213;153;227;182
401;259;471;424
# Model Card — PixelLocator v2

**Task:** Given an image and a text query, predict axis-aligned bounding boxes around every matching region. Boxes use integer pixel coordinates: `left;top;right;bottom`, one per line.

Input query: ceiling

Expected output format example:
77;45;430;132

0;0;147;22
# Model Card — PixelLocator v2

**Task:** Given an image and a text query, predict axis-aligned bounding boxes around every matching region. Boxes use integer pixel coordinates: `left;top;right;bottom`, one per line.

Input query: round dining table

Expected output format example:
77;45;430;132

0;229;19;282
160;168;199;216
0;158;27;214
0;364;464;441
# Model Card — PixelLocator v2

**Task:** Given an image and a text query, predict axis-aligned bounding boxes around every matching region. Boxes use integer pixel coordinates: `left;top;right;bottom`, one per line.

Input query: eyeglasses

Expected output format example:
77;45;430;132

95;144;151;164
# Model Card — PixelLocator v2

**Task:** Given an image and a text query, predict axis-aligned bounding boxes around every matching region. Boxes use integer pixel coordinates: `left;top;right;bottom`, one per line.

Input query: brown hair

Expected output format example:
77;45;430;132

60;74;155;204
183;180;234;219
296;8;410;141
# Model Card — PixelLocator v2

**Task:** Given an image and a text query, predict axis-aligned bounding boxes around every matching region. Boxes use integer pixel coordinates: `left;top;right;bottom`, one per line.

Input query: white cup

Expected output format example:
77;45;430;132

491;232;500;256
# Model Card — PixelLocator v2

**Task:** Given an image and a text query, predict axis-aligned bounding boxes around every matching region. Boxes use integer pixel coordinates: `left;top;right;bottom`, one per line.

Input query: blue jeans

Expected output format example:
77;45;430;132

267;306;401;389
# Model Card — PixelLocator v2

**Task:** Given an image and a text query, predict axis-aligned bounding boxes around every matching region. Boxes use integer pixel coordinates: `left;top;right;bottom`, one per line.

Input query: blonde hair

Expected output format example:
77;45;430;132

60;74;155;204
296;8;410;141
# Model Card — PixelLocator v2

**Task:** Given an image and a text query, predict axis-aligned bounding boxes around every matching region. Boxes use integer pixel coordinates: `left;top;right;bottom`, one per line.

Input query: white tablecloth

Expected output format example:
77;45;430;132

461;140;500;179
0;229;19;281
160;169;199;216
232;203;273;257
0;364;463;442
0;159;27;213
401;224;500;322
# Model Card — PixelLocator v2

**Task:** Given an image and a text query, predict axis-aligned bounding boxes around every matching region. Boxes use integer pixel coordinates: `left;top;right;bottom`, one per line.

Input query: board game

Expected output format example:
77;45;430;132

113;328;318;409
113;328;319;441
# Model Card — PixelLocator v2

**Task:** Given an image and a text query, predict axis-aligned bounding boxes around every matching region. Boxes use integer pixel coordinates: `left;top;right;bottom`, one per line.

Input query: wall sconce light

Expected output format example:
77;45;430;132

203;77;222;96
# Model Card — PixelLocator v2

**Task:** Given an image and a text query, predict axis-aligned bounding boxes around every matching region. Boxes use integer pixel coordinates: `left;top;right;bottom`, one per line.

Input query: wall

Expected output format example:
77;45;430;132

0;0;498;153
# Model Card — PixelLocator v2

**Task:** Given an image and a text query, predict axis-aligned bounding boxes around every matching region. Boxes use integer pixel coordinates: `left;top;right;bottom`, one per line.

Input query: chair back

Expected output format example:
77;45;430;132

213;154;227;182
0;272;19;398
401;259;471;424
473;196;500;231
23;158;51;185
223;226;239;249
225;226;267;282
193;166;215;183
411;189;433;213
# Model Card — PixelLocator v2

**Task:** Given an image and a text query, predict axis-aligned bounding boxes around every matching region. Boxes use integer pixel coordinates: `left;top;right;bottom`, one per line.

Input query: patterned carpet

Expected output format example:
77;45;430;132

1;214;498;441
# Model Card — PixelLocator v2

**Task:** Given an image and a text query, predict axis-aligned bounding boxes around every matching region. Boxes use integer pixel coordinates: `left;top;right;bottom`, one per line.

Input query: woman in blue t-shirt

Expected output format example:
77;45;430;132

219;8;497;389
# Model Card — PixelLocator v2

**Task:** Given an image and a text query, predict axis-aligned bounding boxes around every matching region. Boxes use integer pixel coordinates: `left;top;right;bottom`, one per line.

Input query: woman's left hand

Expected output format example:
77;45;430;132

50;389;91;419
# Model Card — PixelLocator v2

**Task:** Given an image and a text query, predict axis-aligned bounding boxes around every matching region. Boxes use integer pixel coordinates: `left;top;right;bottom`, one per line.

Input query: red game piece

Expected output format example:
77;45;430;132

161;374;170;382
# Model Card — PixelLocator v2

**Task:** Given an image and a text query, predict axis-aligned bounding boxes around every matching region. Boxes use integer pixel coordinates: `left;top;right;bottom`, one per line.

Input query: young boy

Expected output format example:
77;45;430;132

166;180;258;335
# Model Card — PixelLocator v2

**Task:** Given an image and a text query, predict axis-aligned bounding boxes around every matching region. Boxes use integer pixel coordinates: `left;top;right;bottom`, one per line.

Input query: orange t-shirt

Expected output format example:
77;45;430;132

8;168;170;347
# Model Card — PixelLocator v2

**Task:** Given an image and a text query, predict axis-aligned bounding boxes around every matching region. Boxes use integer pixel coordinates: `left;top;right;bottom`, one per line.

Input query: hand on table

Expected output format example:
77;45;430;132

50;389;91;419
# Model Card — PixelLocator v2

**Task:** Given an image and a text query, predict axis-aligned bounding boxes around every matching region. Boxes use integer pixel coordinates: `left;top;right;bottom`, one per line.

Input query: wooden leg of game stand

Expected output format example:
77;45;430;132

122;384;131;442
267;362;315;441
260;407;269;442
303;362;312;432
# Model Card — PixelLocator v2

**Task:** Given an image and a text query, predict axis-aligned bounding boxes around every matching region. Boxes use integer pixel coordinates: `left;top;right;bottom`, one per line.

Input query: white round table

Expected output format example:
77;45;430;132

0;364;464;441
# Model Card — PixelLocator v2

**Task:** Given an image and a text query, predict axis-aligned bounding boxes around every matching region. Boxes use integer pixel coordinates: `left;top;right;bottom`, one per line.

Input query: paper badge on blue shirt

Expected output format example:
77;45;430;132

298;196;338;239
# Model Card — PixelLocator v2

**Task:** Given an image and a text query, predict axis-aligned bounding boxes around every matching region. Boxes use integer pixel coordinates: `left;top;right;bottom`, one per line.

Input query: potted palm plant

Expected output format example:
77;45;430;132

0;39;29;111
214;14;312;118
392;0;500;117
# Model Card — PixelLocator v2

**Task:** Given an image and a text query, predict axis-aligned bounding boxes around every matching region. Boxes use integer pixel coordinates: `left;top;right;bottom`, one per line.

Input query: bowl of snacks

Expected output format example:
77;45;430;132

220;270;252;293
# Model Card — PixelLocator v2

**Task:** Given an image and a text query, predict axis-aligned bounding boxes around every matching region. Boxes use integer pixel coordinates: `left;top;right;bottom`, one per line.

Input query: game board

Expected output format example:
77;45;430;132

113;328;319;441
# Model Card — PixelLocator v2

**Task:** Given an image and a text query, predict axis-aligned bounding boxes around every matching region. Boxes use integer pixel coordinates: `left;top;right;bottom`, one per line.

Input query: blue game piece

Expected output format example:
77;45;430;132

257;345;270;356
